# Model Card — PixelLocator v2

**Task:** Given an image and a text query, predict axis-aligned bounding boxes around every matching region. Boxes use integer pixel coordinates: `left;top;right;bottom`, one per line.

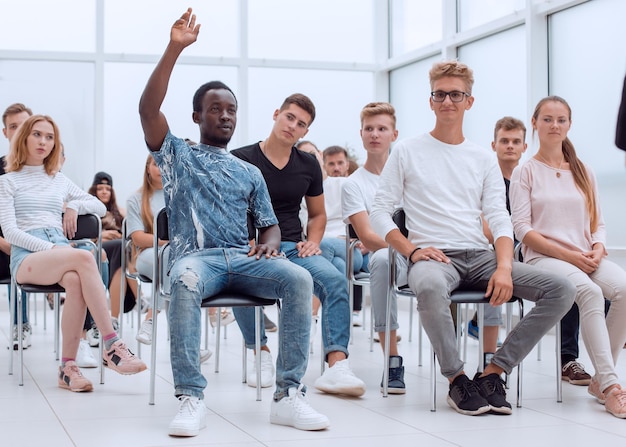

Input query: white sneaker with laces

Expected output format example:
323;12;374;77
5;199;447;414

247;350;275;388
86;327;100;347
76;339;99;368
136;319;153;345
168;395;207;437
270;385;330;430
314;358;366;397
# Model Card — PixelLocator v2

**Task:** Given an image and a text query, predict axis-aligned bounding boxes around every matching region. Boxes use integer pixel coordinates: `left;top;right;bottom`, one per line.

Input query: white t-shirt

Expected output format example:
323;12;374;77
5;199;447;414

341;166;380;222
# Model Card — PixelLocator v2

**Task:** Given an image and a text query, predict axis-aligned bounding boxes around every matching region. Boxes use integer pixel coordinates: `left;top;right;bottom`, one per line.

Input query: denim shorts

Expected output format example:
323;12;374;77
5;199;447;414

10;227;70;276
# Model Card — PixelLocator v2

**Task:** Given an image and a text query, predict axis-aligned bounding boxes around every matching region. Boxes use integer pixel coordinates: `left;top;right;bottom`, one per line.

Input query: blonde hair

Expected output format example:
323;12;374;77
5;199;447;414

140;154;160;235
6;114;62;175
429;60;474;93
360;102;397;128
532;96;598;232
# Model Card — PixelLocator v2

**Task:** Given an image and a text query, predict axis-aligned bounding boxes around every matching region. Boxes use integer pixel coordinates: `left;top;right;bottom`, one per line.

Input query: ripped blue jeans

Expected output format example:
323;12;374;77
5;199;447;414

167;247;313;401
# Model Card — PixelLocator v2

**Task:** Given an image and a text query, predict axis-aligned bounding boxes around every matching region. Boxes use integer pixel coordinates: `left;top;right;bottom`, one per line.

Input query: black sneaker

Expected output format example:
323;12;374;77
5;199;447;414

473;372;512;415
447;374;490;415
380;356;406;394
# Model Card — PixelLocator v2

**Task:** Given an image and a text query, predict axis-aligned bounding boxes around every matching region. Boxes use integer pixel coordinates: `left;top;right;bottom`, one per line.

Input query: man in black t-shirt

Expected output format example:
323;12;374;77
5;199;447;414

231;93;366;398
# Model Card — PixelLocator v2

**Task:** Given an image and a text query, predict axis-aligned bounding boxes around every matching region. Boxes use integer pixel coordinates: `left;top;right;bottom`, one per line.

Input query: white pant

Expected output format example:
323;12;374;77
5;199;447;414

529;256;626;391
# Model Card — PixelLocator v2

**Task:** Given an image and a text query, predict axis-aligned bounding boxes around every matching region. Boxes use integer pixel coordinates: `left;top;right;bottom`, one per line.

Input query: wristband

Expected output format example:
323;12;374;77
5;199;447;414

408;247;421;263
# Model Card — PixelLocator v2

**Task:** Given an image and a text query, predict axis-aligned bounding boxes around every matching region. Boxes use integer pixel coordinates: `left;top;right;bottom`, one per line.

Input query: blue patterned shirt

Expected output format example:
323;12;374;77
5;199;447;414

151;132;278;269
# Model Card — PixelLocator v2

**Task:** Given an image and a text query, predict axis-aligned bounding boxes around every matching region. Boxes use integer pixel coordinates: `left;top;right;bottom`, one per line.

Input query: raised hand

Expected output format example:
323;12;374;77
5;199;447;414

171;8;201;47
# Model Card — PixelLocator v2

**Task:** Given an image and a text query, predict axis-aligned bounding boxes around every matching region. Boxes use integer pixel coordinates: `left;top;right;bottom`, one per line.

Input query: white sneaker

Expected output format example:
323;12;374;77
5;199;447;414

270;385;330;430
76;339;99;368
136;319;153;345
247;350;275;388
200;349;213;364
314;359;366;397
168;395;207;437
111;317;119;332
352;312;362;327
86;327;100;347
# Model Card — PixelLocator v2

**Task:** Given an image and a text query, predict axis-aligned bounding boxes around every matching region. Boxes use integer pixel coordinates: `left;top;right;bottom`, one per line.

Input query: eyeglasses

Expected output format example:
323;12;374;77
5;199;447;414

430;90;470;103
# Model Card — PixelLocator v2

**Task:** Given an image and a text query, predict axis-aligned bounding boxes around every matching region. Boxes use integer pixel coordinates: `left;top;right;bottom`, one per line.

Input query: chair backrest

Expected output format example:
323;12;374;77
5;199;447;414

392;209;408;238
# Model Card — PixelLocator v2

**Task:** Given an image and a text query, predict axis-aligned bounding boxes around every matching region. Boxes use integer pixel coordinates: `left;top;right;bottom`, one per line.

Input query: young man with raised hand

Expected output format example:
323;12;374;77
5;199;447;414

138;8;329;437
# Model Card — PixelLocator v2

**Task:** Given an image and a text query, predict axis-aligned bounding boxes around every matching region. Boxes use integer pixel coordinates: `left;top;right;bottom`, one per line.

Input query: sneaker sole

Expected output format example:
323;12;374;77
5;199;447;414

270;415;329;431
314;382;365;397
561;376;591;386
135;335;152;345
103;358;148;375
446;396;491;416
58;381;93;392
380;386;406;395
168;421;207;437
488;405;513;415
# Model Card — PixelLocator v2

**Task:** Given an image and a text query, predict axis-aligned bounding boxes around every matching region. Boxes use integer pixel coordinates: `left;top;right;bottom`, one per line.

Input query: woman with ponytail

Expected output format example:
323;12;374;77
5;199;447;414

510;96;626;419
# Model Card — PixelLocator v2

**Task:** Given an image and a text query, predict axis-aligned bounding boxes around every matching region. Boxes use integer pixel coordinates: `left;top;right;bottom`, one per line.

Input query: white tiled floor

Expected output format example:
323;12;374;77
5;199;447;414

2;293;626;447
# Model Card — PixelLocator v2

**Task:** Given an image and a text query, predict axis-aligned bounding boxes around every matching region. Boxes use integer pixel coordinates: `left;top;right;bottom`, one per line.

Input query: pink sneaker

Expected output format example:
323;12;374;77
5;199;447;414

588;378;606;404
103;340;147;375
605;387;626;419
58;361;93;392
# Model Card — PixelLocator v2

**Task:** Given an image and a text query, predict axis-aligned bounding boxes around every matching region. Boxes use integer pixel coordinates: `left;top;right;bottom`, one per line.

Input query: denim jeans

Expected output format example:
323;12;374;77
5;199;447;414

407;249;575;378
319;237;368;274
168;248;312;401
237;241;351;362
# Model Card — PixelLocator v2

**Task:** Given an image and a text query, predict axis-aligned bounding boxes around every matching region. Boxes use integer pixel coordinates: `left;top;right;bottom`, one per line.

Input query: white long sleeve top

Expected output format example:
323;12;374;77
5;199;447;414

0;165;106;252
370;133;512;249
510;158;606;263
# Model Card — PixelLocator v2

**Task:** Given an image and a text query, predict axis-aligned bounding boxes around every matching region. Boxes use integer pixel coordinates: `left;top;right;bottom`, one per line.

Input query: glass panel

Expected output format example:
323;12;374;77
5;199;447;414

549;0;626;246
0;0;95;52
390;0;442;57
389;56;441;141
0;60;94;188
248;0;374;63
103;62;238;203
458;26;526;153
104;0;238;57
247;68;374;163
458;0;525;31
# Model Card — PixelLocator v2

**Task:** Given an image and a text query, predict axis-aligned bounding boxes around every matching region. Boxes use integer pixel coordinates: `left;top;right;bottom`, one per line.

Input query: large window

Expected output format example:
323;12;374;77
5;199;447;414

458;0;525;31
390;0;442;57
549;0;626;246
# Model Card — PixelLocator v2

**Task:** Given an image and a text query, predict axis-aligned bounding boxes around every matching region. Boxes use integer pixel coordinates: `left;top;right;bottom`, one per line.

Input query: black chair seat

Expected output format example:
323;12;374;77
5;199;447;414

201;294;279;309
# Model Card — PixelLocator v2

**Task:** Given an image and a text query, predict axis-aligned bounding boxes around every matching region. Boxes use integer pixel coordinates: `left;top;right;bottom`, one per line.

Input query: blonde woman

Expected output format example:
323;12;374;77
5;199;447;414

0;115;146;392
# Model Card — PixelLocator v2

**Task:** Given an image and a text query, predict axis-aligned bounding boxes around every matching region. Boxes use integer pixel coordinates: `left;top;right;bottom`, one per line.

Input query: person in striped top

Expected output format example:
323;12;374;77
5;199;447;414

0;114;147;392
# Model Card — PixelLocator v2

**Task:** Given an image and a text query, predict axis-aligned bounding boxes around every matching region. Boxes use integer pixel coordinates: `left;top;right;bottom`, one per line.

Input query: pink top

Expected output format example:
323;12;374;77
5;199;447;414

510;158;606;263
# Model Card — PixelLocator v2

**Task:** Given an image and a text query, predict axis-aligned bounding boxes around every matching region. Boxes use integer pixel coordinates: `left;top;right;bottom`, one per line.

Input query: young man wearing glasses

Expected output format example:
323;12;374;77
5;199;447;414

370;60;576;416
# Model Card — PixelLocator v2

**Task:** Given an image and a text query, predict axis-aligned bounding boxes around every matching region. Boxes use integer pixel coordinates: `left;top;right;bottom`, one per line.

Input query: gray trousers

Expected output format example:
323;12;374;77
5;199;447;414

369;248;407;332
407;249;575;378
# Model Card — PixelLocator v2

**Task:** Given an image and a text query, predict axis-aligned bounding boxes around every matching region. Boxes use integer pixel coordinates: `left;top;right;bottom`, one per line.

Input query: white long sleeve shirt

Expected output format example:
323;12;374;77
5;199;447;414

370;133;512;249
0;165;106;252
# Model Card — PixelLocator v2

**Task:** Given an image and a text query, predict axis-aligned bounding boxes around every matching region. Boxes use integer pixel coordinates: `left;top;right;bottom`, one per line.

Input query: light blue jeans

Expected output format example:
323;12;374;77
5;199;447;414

319;237;368;275
408;249;575;378
235;241;351;363
168;248;312;401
